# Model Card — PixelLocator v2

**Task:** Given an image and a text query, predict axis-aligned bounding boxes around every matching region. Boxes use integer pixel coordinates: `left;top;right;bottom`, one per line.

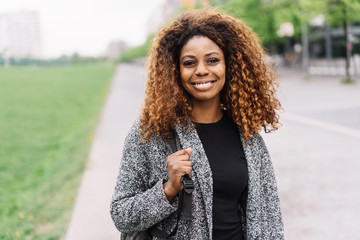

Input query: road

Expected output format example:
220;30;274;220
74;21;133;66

65;64;360;240
263;69;360;240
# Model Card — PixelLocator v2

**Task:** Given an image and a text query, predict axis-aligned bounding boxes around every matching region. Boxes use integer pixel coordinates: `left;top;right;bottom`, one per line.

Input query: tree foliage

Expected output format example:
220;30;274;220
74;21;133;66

218;0;360;54
118;33;155;62
120;0;360;61
221;0;306;52
223;0;280;45
319;0;360;26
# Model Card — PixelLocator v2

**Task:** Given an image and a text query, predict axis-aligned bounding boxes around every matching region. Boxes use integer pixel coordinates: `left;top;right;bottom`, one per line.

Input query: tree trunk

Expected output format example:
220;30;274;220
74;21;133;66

301;22;309;75
325;24;332;64
343;5;351;79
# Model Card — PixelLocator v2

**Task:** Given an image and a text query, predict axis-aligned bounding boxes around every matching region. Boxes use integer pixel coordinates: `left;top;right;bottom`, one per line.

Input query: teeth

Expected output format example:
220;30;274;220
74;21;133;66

195;82;211;87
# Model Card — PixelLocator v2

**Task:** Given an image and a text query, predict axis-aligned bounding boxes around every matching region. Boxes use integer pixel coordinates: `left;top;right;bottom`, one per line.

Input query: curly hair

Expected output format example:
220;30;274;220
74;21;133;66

140;8;281;143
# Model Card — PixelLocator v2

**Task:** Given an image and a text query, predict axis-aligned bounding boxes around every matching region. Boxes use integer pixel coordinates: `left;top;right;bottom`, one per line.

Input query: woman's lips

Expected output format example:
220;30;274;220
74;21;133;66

191;80;217;91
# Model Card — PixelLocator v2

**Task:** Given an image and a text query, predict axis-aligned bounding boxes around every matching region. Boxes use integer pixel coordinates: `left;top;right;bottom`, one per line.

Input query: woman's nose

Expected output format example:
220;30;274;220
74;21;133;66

195;61;209;76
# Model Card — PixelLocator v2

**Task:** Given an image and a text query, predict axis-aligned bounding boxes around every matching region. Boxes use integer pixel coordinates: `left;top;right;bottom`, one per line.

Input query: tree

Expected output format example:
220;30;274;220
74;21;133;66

118;33;155;62
223;0;274;52
321;0;360;81
222;0;305;54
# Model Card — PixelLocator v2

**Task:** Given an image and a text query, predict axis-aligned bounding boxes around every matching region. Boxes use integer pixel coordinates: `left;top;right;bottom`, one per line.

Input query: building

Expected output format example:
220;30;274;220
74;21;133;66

106;40;128;60
146;0;211;36
146;0;180;36
0;10;42;59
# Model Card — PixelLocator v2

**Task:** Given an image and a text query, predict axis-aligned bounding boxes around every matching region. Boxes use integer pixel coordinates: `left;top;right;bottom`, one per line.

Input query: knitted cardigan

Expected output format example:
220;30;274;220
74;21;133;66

110;120;284;240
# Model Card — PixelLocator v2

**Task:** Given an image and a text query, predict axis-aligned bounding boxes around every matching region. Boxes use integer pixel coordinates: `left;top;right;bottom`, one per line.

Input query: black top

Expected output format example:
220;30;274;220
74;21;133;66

196;112;248;240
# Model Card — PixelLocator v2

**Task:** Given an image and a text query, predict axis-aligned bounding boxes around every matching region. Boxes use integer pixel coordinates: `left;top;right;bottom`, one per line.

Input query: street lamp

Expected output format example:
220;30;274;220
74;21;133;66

277;21;294;66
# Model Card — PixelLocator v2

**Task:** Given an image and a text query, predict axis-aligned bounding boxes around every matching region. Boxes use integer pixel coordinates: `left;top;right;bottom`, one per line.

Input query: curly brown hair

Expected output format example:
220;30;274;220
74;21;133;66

140;8;281;143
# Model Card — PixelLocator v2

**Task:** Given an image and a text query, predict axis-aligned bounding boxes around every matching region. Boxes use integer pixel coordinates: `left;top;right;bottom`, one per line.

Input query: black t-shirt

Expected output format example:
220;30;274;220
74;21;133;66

196;112;248;240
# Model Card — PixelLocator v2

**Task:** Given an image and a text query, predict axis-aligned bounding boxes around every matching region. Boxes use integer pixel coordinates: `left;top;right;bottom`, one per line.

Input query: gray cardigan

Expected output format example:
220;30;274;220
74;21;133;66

110;120;284;239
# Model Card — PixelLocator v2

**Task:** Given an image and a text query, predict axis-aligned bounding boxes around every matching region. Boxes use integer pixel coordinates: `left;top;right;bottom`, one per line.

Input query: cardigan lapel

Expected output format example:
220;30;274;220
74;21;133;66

175;124;213;237
238;126;261;239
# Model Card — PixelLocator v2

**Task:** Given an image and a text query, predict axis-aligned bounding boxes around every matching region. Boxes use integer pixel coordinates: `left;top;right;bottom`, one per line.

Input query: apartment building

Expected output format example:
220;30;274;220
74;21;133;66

0;10;41;58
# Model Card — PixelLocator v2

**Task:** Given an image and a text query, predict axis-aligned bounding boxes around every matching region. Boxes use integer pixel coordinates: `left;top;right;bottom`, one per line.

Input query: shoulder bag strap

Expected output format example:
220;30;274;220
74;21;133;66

148;132;194;238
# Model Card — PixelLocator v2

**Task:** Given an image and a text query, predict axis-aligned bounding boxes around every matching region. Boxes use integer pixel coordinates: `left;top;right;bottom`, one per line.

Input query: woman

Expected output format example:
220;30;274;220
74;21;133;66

111;9;284;240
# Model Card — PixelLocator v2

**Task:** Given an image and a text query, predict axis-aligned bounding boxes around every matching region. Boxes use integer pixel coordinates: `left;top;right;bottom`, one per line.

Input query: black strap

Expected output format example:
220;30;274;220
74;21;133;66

180;175;193;221
148;132;194;238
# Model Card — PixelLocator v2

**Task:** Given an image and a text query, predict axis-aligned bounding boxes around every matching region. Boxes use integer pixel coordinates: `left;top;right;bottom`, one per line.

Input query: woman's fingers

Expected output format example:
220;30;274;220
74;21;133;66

168;155;191;163
168;148;192;162
172;147;192;157
183;148;192;156
167;158;191;170
183;166;192;176
165;147;193;194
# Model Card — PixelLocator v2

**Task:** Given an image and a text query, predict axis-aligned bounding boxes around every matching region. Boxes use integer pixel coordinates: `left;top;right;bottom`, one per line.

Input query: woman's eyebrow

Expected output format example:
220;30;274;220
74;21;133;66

205;52;220;57
182;52;220;60
181;54;196;60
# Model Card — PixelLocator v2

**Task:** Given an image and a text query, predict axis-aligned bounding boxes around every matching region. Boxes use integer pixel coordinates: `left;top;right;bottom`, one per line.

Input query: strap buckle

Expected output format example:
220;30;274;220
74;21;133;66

181;175;194;194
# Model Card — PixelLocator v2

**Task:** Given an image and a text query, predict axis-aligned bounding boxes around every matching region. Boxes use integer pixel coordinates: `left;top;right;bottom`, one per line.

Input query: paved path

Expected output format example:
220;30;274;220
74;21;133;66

65;64;360;239
64;64;145;240
263;69;360;240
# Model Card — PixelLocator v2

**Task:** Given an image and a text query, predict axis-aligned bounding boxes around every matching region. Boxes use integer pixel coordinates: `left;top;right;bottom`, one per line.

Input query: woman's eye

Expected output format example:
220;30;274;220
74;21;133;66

183;61;195;66
208;58;219;64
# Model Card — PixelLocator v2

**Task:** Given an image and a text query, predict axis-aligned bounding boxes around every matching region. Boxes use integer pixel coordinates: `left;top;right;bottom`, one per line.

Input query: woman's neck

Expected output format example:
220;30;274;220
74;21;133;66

191;98;223;124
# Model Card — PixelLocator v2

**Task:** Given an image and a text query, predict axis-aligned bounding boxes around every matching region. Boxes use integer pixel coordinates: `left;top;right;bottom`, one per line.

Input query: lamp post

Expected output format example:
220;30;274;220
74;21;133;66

277;21;294;66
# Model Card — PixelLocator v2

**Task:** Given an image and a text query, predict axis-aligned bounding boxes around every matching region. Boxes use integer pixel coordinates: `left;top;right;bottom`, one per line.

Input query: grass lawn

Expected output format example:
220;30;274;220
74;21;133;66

0;64;115;239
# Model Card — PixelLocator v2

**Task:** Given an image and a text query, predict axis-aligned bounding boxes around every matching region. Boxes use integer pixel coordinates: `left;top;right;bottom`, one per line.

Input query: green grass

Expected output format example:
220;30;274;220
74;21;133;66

0;64;115;239
341;77;356;84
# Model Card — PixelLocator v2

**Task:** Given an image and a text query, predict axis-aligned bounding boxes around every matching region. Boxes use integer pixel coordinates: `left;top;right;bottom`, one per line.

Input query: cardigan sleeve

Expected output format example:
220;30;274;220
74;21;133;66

110;121;177;232
255;134;285;240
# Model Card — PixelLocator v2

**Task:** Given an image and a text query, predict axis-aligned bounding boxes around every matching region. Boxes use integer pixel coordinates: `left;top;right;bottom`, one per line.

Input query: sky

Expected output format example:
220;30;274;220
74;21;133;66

0;0;165;57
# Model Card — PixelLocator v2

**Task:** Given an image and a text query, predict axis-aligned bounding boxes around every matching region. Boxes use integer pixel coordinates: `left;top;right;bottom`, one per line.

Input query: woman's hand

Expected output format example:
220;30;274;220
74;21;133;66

163;148;192;202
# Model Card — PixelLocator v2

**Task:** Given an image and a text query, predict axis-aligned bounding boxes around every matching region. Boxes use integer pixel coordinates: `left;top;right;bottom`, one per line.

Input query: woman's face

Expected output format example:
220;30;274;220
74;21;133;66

179;36;226;104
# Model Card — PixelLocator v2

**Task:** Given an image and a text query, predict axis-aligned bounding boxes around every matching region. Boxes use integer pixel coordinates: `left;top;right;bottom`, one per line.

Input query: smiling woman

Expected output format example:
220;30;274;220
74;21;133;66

111;8;284;240
180;36;226;121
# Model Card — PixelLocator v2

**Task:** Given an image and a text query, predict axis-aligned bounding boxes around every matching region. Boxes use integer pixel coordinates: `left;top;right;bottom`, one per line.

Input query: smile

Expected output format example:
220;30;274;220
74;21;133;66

191;80;217;90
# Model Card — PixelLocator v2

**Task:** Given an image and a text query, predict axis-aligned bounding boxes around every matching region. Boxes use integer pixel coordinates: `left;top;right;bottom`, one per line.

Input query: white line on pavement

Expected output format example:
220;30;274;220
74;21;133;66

289;102;360;112
283;112;360;139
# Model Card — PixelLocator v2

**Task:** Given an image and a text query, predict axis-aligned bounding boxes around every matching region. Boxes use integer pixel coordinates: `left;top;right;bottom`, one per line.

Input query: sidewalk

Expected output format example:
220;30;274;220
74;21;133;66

64;64;145;240
265;68;360;239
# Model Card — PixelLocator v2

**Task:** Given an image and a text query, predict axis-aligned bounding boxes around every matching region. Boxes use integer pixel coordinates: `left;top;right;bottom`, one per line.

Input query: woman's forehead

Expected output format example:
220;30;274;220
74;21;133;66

179;36;223;58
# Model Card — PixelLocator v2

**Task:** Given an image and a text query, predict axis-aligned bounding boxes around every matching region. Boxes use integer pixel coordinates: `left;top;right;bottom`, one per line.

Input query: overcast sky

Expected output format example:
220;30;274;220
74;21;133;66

0;0;165;57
